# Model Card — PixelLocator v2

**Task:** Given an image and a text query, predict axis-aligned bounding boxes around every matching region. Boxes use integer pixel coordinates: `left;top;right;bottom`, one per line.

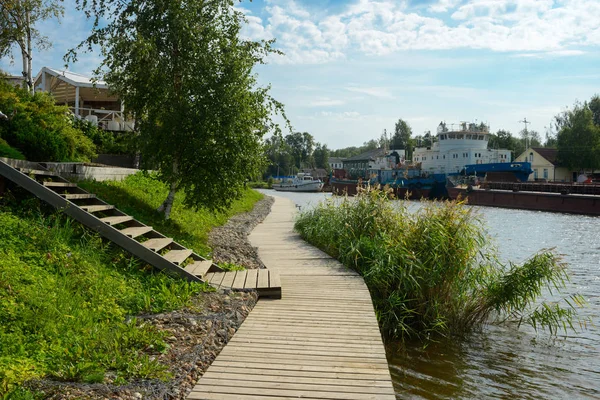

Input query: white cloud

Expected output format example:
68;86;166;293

428;0;463;13
309;98;345;107
347;86;395;99
239;0;600;64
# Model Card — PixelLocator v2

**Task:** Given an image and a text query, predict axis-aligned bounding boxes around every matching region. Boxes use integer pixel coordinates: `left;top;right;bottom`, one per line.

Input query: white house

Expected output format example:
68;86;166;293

33;67;134;131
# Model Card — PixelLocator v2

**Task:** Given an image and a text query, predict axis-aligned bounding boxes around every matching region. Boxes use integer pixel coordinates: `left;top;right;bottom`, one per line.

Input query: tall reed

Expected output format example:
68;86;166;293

295;188;584;342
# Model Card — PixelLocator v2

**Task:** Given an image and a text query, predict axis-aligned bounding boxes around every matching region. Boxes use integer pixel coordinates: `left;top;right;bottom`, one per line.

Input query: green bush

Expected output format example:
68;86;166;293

295;188;584;342
0;138;25;159
73;117;136;155
0;81;96;162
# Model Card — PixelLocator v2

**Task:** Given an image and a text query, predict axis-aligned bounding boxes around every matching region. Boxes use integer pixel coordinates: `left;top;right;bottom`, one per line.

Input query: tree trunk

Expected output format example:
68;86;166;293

20;41;28;91
157;160;178;220
26;22;33;94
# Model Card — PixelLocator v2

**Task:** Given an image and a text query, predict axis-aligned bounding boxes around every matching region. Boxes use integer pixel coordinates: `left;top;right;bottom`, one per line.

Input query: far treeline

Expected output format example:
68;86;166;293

264;94;600;178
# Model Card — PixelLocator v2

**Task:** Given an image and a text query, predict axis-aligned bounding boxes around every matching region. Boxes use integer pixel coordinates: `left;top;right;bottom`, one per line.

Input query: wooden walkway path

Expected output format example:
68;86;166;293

188;196;395;399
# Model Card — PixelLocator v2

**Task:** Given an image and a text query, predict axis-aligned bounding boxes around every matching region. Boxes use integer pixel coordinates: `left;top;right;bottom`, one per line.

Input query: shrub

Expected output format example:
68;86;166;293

0;138;25;159
72;117;136;155
295;187;584;342
0;81;96;162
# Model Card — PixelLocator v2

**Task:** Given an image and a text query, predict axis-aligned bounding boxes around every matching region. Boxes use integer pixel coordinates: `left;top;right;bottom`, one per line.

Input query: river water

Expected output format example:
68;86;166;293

258;189;600;399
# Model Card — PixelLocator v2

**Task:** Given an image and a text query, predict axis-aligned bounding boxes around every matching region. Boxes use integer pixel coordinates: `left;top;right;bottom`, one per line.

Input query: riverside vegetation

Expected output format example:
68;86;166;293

295;188;585;342
0;172;262;397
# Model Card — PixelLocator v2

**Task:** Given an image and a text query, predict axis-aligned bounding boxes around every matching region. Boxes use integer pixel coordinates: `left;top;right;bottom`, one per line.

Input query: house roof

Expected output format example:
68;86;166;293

527;147;559;165
34;67;108;89
329;157;344;164
343;148;386;162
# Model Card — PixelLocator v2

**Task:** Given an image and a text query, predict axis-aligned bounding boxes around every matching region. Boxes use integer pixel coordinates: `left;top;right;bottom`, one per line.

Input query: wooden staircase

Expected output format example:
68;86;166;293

0;158;281;298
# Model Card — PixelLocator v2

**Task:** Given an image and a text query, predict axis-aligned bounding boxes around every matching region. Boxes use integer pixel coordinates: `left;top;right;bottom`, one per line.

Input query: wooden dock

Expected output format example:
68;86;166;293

188;196;395;399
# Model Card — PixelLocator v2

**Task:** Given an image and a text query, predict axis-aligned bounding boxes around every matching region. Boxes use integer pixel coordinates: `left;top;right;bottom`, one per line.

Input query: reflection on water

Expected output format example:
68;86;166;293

258;190;600;399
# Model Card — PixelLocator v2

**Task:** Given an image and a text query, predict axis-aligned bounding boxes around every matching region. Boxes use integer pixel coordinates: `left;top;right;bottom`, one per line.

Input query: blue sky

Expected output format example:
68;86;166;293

2;0;599;149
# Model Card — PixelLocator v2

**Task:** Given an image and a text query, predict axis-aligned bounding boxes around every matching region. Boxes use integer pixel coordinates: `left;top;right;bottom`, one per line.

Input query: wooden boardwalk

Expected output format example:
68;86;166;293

188;196;396;399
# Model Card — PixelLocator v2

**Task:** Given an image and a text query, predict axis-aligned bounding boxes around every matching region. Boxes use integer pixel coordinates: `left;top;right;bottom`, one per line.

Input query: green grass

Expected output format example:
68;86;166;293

79;172;263;257
295;188;584;343
0;173;263;396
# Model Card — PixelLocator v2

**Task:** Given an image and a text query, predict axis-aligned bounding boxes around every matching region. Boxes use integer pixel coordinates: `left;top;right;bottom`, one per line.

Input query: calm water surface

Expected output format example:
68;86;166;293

259;189;600;399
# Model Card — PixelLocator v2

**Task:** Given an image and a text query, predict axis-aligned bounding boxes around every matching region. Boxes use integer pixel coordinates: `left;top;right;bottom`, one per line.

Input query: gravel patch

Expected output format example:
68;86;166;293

208;195;274;269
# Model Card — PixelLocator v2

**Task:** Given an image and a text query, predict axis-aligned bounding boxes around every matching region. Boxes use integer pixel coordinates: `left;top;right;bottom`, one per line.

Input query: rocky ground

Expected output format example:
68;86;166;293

25;195;274;400
208;195;274;269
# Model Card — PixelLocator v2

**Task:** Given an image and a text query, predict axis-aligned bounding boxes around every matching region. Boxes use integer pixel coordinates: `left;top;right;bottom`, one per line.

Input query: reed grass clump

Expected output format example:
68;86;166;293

295;188;584;342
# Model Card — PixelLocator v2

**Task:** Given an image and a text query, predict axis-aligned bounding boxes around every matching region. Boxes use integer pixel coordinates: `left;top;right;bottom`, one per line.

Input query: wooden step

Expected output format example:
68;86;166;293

43;182;77;187
61;193;96;200
120;226;153;238
18;168;57;176
184;260;213;277
163;249;193;265
142;237;173;252
80;204;114;213
100;215;134;225
205;269;281;298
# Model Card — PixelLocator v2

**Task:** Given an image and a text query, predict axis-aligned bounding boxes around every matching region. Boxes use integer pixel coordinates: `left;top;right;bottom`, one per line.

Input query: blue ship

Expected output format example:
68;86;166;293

450;162;533;182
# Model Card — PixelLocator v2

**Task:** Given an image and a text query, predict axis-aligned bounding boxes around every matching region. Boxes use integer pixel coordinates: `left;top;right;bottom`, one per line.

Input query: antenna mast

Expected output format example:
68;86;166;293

519;118;531;149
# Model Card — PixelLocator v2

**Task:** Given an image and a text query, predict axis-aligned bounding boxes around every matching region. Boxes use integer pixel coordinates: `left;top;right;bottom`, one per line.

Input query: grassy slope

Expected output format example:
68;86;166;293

0;173;263;396
79;172;263;257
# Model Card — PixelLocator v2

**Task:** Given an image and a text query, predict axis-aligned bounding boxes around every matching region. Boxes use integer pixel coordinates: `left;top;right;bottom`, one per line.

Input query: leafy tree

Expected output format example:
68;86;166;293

488;130;514;150
544;129;557;148
589;95;600;126
0;79;96;161
392;118;412;159
72;0;286;219
285;131;314;169
0;0;63;93
313;143;329;170
556;101;600;171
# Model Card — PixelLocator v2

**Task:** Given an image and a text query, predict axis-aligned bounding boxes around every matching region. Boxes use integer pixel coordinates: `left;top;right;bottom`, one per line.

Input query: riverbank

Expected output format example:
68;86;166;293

1;174;273;399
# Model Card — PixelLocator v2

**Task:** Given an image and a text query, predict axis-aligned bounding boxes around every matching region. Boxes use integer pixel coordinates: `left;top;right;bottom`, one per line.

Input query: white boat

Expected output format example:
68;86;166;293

273;173;324;192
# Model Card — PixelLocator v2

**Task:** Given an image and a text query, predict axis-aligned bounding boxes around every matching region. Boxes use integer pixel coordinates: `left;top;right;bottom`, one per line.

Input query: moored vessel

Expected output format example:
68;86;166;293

272;173;324;192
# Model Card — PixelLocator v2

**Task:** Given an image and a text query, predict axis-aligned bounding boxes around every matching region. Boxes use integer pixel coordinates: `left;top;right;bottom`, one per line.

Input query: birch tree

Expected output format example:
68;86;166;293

0;0;63;93
71;0;287;219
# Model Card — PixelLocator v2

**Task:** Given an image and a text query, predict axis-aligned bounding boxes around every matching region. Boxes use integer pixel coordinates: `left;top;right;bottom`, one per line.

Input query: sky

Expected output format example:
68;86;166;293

2;0;600;150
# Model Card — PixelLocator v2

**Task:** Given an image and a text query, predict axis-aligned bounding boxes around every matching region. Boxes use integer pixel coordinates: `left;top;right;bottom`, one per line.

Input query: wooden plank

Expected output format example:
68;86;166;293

43;181;77;187
185;260;212;277
163;249;193;265
208;364;390;381
195;378;395;395
208;272;225;288
201;371;391;388
142;237;173;252
231;270;247;289
244;269;258;289
219;271;237;289
257;269;269;288
190;385;394;400
80;204;114;213
61;193;96;200
269;270;281;289
120;226;153;238
18;168;57;176
100;215;134;225
211;361;391;376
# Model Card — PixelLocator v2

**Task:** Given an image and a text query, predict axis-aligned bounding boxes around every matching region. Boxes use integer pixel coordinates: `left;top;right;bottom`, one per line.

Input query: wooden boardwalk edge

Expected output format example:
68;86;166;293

188;195;396;399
